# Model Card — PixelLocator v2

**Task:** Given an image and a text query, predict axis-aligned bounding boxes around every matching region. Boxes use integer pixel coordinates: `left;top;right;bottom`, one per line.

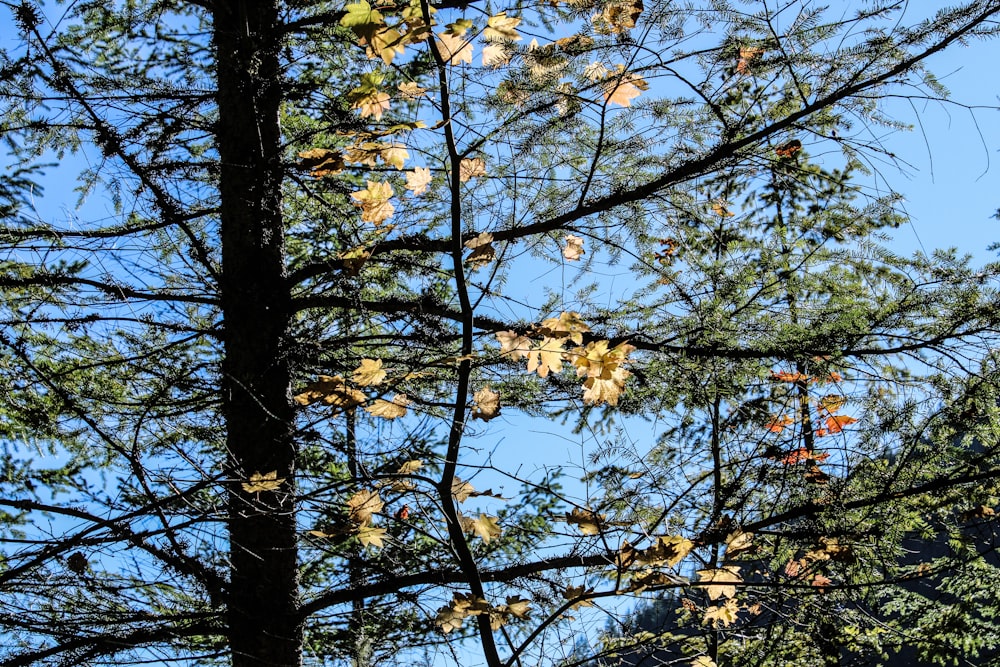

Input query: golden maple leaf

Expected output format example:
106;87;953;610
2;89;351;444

695;565;742;600
565;507;605;535
346;489;384;525
405;166;432;195
602;68;648;107
483;12;522;42
351;180;395;225
471;386;501;421
637;535;695;568
464;231;496;268
294;375;367;409
452;478;476;502
352;358;386;386
538;311;590;344
459;157;487;181
436;32;474;65
526;337;566;378
702;598;739;627
563;234;585;261
460;513;502;543
297;148;345;177
242;471;285;493
496;330;532;360
357;524;387;548
365;394;409;419
397;81;428;98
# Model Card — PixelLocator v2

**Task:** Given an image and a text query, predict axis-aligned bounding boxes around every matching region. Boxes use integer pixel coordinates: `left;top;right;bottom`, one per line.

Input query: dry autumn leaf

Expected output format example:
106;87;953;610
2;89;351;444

464;231;496;268
482;43;511;67
351;181;395;225
736;45;763;74
471;386;500;421
405;166;432;195
703;598;739;627
346;489;384;524
483;12;522;42
436;32;474;65
538;311;590;344
397;81;428;98
602;68;648;107
526;337;566;378
637;535;695;568
711;200;735;217
775;139;802;158
294;375;367;409
297;148;345;177
696;565;742;600
566;507;605;535
242;471;285;493
563;584;595;608
352;358;386;386
563;234;585;261
496;330;532;360
452;478;476;502
459;157;487;181
460;513;502;543
365;394;409;419
357;524;387;548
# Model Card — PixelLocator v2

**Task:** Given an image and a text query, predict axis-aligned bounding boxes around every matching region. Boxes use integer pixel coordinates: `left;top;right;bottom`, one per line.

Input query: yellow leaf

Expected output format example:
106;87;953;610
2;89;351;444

352;358;386;386
353;91;391;120
464;231;495;268
563;234;585;261
459;157;487;181
405;166;432;195
725;530;754;557
594;0;643;33
461;513;502;543
496;331;532;361
379;142;409;170
691;657;718;667
584;61;610;81
539;311;590;344
242;471;285;493
397;459;423;474
347;489;384;524
435;593;490;633
472;386;501;421
711;200;735;217
696;565;742;600
338;246;371;275
357;524;387;548
502;595;531;619
483;12;522;42
397;81;428;98
526;336;566;378
351;180;395;225
563;584;595;608
482;43;511;68
366;26;406;64
437;32;473;65
297;148;345;177
452;478;476;502
566;507;604;535
365;394;409;419
294;375;367;409
637;535;695;568
703;598;739;627
582;366;631;406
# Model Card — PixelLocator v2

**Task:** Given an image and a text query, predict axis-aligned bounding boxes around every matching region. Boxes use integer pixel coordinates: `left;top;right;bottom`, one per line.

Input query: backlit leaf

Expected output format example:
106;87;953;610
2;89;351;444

242;471;285;493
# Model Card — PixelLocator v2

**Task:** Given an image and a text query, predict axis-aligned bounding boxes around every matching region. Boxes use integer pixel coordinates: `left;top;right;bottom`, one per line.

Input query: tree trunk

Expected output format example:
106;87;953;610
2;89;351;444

213;0;301;664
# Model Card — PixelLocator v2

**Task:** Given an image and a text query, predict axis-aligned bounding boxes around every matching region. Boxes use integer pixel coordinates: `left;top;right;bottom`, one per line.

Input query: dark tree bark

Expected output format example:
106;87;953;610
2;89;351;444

213;0;301;664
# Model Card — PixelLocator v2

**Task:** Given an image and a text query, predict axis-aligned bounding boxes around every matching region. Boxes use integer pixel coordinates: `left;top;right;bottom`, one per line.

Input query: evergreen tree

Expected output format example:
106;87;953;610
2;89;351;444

1;1;1000;666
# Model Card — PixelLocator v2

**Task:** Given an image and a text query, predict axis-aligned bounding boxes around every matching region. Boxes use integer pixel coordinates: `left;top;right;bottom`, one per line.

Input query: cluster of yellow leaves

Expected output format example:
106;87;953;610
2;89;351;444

345;141;409;169
405;166;432;195
341;0;433;66
435;593;531;633
592;0;643;34
702;598;739;628
294;360;409;420
496;313;635;406
618;535;695;569
297;148;345;178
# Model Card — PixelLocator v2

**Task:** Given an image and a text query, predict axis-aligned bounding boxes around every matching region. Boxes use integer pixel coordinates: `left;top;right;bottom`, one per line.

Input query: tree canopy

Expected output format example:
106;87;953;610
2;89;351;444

2;1;1000;666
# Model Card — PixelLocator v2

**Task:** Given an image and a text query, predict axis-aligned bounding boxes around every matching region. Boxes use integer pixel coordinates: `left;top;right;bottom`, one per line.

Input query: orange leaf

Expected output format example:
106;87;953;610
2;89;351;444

825;415;857;434
775;139;802;158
